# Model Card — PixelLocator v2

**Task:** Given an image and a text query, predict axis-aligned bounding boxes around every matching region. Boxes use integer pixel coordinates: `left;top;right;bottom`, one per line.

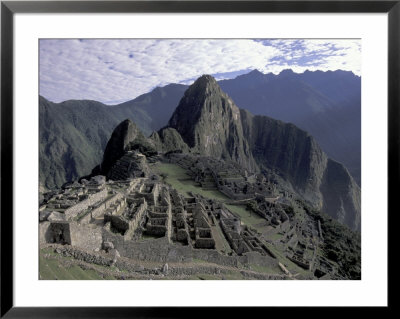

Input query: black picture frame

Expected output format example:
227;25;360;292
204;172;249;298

1;0;396;317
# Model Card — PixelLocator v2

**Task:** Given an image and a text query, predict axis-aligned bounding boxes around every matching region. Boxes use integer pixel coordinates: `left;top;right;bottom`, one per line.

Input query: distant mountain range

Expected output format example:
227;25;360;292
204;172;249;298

39;69;361;191
95;75;360;231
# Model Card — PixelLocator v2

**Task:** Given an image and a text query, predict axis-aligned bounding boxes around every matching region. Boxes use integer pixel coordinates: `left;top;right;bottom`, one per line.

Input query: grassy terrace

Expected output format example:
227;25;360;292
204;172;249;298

154;163;229;201
223;205;310;276
224;204;266;230
211;224;232;254
39;248;116;280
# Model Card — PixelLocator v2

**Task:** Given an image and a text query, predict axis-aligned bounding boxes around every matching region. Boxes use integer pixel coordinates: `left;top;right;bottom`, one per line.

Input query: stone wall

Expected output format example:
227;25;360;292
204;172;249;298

126;198;147;236
40;221;102;251
78;211;92;224
69;222;102;251
192;249;241;267
101;229;188;262
64;188;108;220
53;245;113;267
39;221;72;245
138;183;160;205
50;244;286;279
219;186;253;200
243;251;277;268
91;192;124;219
39;221;51;244
101;227;277;269
104;215;130;234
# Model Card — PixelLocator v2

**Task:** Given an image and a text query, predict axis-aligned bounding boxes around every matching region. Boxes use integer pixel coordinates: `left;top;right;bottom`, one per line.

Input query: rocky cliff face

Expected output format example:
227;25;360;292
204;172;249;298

149;128;190;154
320;159;361;230
100;119;146;175
167;75;257;172
240;110;361;230
240;110;327;206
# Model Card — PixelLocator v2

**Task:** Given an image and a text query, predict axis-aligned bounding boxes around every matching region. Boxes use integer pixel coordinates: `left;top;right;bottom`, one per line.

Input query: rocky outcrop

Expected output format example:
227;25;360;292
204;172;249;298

100;119;146;175
167;75;257;172
150;128;190;154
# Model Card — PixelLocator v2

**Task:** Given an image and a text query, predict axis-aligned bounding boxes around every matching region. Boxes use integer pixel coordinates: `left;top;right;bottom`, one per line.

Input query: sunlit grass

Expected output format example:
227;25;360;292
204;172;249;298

155;163;229;201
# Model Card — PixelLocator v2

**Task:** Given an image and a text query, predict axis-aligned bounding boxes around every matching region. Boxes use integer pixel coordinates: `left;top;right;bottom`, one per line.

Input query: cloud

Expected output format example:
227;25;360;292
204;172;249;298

40;39;361;104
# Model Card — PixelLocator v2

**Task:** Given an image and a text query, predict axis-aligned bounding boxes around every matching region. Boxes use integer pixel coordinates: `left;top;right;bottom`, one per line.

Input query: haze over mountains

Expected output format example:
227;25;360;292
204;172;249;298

39;69;361;196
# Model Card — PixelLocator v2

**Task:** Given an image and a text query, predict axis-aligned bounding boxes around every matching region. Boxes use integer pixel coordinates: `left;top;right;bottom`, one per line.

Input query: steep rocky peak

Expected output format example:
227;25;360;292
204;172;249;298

100;119;143;175
192;74;219;89
168;74;241;131
164;75;256;172
182;74;223;102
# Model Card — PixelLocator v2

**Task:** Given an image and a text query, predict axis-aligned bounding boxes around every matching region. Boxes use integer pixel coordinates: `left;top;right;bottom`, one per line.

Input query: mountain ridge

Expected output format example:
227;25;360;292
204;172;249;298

39;69;361;191
102;75;360;230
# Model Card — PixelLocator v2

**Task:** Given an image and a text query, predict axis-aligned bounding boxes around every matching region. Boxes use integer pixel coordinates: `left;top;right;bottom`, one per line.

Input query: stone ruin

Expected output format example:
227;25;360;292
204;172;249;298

39;172;274;258
166;153;279;201
39;151;339;279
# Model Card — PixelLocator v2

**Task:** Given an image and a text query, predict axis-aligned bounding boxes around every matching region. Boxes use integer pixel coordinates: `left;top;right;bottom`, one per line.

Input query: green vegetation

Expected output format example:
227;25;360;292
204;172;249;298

262;242;311;277
39;248;117;280
301;201;361;279
223;271;246;280
187;272;245;280
39;255;107;280
187;274;217;280
139;234;159;242
269;232;284;241
155;163;229;201
225;204;266;230
75;209;90;222
39;84;187;189
245;200;258;213
249;264;281;274
210;225;232;254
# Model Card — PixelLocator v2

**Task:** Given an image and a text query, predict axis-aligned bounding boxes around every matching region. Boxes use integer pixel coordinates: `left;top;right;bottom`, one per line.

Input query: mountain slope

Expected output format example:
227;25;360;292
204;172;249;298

240;110;360;230
116;84;187;135
219;69;361;185
39;96;121;189
155;75;361;230
39;84;186;189
39;69;361;190
99;119;147;175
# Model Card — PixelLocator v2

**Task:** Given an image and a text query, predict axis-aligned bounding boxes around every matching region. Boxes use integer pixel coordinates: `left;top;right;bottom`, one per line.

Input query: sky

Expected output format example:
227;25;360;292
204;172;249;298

40;39;361;104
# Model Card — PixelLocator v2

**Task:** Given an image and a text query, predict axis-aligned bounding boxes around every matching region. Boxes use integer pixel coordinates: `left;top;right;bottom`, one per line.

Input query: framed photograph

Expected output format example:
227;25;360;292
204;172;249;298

1;0;395;316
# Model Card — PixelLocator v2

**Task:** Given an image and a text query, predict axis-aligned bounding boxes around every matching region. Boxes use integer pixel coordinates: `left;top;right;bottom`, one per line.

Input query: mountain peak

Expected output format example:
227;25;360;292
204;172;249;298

165;75;256;171
279;69;295;76
189;74;219;93
167;75;227;147
196;74;217;84
248;69;264;76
